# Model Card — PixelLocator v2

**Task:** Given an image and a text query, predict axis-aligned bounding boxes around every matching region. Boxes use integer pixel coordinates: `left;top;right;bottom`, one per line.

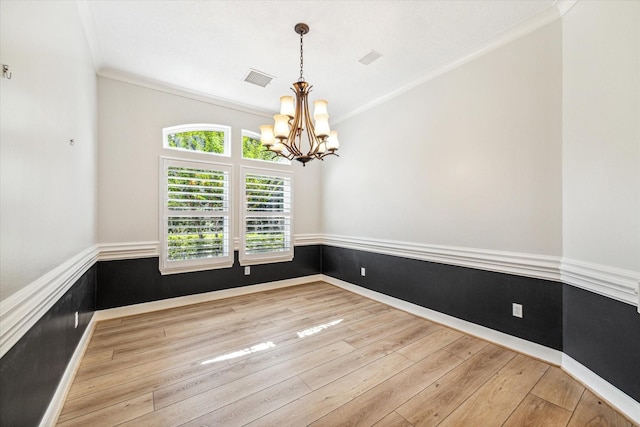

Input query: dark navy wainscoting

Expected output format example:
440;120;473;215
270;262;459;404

322;245;563;350
563;285;640;402
0;265;96;427
97;245;322;309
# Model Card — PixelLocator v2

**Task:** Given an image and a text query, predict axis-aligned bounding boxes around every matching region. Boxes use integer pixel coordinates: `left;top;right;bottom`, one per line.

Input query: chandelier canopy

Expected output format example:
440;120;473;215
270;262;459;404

260;23;339;166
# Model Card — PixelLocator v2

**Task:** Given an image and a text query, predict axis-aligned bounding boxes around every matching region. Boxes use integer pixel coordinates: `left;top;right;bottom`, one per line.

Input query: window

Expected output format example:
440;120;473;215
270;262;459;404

240;167;294;265
160;157;233;274
242;130;290;164
163;124;231;157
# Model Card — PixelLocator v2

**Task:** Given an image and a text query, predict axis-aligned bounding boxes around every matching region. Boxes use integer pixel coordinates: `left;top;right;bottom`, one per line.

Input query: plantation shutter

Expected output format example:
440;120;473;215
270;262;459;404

240;167;294;265
160;158;233;274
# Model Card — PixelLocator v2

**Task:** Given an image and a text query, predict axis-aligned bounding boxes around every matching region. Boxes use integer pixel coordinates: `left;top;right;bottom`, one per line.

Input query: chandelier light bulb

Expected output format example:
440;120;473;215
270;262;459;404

280;96;295;117
314;114;330;138
313;100;328;119
259;125;275;147
326;131;340;151
273;115;290;139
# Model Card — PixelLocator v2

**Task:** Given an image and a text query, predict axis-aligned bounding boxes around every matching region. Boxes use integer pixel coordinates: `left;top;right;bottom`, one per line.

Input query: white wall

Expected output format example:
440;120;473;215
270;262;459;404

98;77;322;245
0;1;98;301
323;21;562;256
562;1;640;272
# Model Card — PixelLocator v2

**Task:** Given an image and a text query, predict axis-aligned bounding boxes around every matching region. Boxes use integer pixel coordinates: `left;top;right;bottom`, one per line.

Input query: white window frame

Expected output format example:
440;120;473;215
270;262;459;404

159;156;234;274
163;124;231;157
240;166;294;266
241;129;291;164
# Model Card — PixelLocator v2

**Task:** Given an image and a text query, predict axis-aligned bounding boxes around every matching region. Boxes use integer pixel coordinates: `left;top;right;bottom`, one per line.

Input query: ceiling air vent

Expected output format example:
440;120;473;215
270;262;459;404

243;69;275;87
358;50;383;66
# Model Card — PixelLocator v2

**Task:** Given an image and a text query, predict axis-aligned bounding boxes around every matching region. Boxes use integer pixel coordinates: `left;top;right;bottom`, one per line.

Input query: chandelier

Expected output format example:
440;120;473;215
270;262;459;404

259;23;339;166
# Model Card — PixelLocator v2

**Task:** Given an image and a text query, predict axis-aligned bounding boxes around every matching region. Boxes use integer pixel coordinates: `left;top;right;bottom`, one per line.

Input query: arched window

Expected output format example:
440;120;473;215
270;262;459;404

163;124;231;157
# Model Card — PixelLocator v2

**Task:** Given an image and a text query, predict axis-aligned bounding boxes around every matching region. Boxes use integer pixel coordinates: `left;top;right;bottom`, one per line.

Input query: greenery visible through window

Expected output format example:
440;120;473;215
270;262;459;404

160;158;233;274
168;131;224;154
242;131;288;163
240;167;293;265
164;124;230;156
167;166;227;261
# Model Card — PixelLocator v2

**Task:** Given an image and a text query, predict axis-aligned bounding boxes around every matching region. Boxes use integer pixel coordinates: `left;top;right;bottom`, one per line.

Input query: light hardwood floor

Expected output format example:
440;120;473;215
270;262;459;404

57;282;637;426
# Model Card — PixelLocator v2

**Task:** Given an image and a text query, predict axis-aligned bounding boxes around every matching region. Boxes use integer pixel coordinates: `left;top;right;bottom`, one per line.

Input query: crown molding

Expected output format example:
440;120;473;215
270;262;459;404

98;69;274;119
75;0;103;71
554;0;579;17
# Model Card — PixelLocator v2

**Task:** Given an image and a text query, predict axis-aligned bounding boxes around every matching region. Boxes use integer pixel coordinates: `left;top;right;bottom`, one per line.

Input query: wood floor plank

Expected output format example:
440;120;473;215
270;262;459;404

253;306;375;340
299;337;404;391
84;327;166;353
92;303;236;337
347;308;409;333
78;348;113;367
343;316;433;349
153;339;353;409
179;376;311;426
503;393;573;427
395;327;462;362
373;411;415;427
531;365;585;411
67;333;261;397
57;392;154;427
396;343;516;427
74;330;262;382
111;319;274;360
440;334;489;360
161;307;291;338
120;339;352;426
244;352;414;426
438;354;549;426
310;349;465;426
61;354;244;420
567;389;635;427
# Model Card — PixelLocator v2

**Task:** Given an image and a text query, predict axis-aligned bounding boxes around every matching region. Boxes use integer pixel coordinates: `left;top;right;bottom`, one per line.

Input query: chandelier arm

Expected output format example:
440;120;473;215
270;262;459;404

287;87;304;157
303;101;320;157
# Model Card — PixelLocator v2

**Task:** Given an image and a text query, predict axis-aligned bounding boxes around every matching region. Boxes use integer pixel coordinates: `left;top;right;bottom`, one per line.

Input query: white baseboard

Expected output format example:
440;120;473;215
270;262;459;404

39;315;96;427
322;276;563;365
94;274;323;320
562;354;640;424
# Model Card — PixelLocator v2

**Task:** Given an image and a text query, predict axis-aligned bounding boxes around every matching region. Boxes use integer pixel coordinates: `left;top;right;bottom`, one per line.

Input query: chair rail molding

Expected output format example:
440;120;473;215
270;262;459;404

322;234;562;282
97;241;160;261
0;245;99;359
560;257;640;307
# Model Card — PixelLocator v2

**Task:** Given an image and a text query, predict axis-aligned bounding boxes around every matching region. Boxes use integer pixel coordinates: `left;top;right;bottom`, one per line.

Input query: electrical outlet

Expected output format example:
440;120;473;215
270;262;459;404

361;267;366;277
74;311;79;328
512;303;523;318
244;266;250;275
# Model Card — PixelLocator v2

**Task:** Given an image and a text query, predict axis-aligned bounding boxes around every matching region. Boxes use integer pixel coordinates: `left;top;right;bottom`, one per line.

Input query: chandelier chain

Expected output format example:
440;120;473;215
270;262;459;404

299;31;304;82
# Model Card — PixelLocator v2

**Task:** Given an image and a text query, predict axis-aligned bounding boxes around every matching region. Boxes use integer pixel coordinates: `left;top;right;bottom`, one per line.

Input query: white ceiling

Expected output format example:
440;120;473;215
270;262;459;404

83;0;559;120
